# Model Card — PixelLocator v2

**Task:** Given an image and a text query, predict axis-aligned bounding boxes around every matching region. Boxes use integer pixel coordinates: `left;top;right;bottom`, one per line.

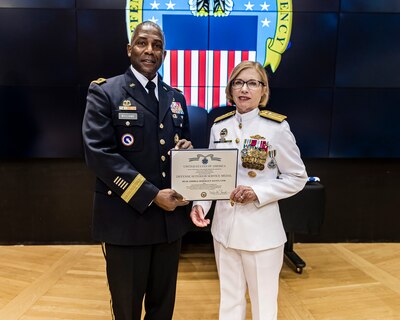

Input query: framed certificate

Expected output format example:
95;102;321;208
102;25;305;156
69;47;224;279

171;148;238;201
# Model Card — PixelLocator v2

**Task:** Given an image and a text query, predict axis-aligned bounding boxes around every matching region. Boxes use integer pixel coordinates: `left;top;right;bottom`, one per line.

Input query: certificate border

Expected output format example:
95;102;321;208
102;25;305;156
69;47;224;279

170;148;238;201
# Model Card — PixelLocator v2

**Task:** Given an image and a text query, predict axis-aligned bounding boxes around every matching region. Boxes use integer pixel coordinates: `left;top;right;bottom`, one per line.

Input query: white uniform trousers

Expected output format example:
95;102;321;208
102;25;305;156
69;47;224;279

213;239;284;320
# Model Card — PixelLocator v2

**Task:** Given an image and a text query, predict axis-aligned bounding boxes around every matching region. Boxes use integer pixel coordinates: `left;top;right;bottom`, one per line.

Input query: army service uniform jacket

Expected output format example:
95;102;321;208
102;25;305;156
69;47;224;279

82;68;192;246
194;108;307;251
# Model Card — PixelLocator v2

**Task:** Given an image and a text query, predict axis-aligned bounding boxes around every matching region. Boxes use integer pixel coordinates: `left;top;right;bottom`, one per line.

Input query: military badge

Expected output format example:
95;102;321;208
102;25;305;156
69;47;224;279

170;101;184;114
214;128;232;143
121;133;134;147
241;136;269;170
174;133;180;144
267;149;278;169
250;134;265;140
119;100;136;110
126;0;292;111
220;128;228;142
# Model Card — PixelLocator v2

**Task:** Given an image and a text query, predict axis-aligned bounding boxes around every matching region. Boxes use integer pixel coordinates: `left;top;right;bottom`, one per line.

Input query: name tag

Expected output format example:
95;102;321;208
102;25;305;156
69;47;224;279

118;113;138;120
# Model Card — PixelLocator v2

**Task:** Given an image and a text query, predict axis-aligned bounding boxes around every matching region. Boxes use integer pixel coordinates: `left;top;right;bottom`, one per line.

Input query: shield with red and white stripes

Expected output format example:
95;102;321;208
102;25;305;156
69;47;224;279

163;50;256;111
161;14;257;111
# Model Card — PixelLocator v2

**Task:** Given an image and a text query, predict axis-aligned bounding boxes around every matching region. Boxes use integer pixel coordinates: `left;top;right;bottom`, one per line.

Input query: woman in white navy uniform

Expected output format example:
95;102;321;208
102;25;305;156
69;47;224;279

190;60;307;320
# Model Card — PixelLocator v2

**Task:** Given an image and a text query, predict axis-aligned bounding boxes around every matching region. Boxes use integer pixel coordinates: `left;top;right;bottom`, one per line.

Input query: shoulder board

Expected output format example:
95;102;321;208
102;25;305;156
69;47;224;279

173;87;182;93
259;110;287;123
214;110;236;123
91;78;107;85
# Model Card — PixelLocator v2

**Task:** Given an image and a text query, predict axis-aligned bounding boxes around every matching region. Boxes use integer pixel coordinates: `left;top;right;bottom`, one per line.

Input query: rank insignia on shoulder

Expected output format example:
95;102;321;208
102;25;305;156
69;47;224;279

259;110;287;123
91;78;107;85
173;87;183;93
214;110;236;123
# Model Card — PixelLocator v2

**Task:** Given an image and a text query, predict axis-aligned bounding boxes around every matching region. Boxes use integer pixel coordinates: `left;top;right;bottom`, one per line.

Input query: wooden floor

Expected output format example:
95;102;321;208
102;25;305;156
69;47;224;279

0;243;399;320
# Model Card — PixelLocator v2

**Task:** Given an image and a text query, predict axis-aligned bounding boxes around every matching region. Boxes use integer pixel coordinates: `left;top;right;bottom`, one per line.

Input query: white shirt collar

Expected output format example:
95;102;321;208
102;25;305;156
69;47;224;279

235;107;259;123
130;66;159;99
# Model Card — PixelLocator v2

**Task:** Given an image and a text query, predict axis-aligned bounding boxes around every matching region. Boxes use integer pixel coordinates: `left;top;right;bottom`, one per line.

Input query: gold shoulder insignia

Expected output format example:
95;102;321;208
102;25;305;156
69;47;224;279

214;110;236;123
174;87;183;93
91;78;107;85
259;110;287;123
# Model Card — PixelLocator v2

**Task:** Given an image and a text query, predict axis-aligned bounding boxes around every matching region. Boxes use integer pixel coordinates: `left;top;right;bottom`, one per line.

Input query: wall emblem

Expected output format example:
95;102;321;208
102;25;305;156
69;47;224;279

126;0;292;111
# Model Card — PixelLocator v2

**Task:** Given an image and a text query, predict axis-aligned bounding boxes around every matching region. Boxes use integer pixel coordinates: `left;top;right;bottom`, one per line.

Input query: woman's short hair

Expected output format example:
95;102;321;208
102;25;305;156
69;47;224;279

225;60;270;106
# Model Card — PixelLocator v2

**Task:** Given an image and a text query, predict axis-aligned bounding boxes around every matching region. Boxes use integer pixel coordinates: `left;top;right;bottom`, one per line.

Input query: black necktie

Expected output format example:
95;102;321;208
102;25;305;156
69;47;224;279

146;81;159;112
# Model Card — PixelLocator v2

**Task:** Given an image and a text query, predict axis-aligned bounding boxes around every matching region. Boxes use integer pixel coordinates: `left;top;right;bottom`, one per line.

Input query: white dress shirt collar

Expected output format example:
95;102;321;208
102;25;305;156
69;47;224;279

130;66;159;99
235;107;259;124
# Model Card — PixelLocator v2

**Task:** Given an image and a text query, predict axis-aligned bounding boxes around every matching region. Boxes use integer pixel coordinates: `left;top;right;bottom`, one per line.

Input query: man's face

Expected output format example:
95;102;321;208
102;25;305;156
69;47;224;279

127;24;166;80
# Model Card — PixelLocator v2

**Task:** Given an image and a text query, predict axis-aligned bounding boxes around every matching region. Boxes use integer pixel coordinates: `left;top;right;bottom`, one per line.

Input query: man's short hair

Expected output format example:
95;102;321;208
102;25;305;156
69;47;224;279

130;21;166;48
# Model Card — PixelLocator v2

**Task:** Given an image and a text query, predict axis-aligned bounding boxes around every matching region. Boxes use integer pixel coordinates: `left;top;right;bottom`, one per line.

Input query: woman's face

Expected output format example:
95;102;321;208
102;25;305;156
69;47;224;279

231;68;267;114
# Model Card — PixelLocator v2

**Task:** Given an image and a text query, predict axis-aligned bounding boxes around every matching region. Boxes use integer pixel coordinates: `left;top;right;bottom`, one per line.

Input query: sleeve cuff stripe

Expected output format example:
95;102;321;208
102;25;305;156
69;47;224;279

121;174;145;203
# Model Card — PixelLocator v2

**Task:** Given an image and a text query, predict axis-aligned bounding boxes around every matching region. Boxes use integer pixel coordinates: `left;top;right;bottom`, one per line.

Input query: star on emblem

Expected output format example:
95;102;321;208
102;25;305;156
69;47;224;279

260;2;270;11
165;0;176;10
150;0;160;9
261;18;271;27
244;1;254;10
149;16;158;23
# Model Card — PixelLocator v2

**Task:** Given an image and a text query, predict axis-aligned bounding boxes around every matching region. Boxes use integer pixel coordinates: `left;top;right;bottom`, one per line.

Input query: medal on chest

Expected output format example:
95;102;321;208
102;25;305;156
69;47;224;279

241;135;268;171
267;149;278;169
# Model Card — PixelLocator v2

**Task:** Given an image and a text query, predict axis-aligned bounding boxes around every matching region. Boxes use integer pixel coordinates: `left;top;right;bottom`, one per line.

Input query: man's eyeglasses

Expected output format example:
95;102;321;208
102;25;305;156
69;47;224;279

231;79;265;90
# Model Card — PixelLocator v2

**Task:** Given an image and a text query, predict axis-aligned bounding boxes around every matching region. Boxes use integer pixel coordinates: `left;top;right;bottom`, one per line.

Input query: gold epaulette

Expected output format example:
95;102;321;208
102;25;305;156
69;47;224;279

214;110;236;123
259;110;287;123
91;78;107;85
174;87;183;93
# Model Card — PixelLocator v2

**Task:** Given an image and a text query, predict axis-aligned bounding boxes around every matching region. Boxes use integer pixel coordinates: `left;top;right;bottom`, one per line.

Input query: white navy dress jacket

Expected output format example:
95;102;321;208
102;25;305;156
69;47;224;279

194;108;307;251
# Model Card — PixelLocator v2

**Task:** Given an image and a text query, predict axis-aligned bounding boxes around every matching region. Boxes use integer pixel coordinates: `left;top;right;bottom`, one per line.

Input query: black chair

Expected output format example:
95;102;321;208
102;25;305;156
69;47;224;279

279;181;325;273
206;105;236;143
187;106;209;148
